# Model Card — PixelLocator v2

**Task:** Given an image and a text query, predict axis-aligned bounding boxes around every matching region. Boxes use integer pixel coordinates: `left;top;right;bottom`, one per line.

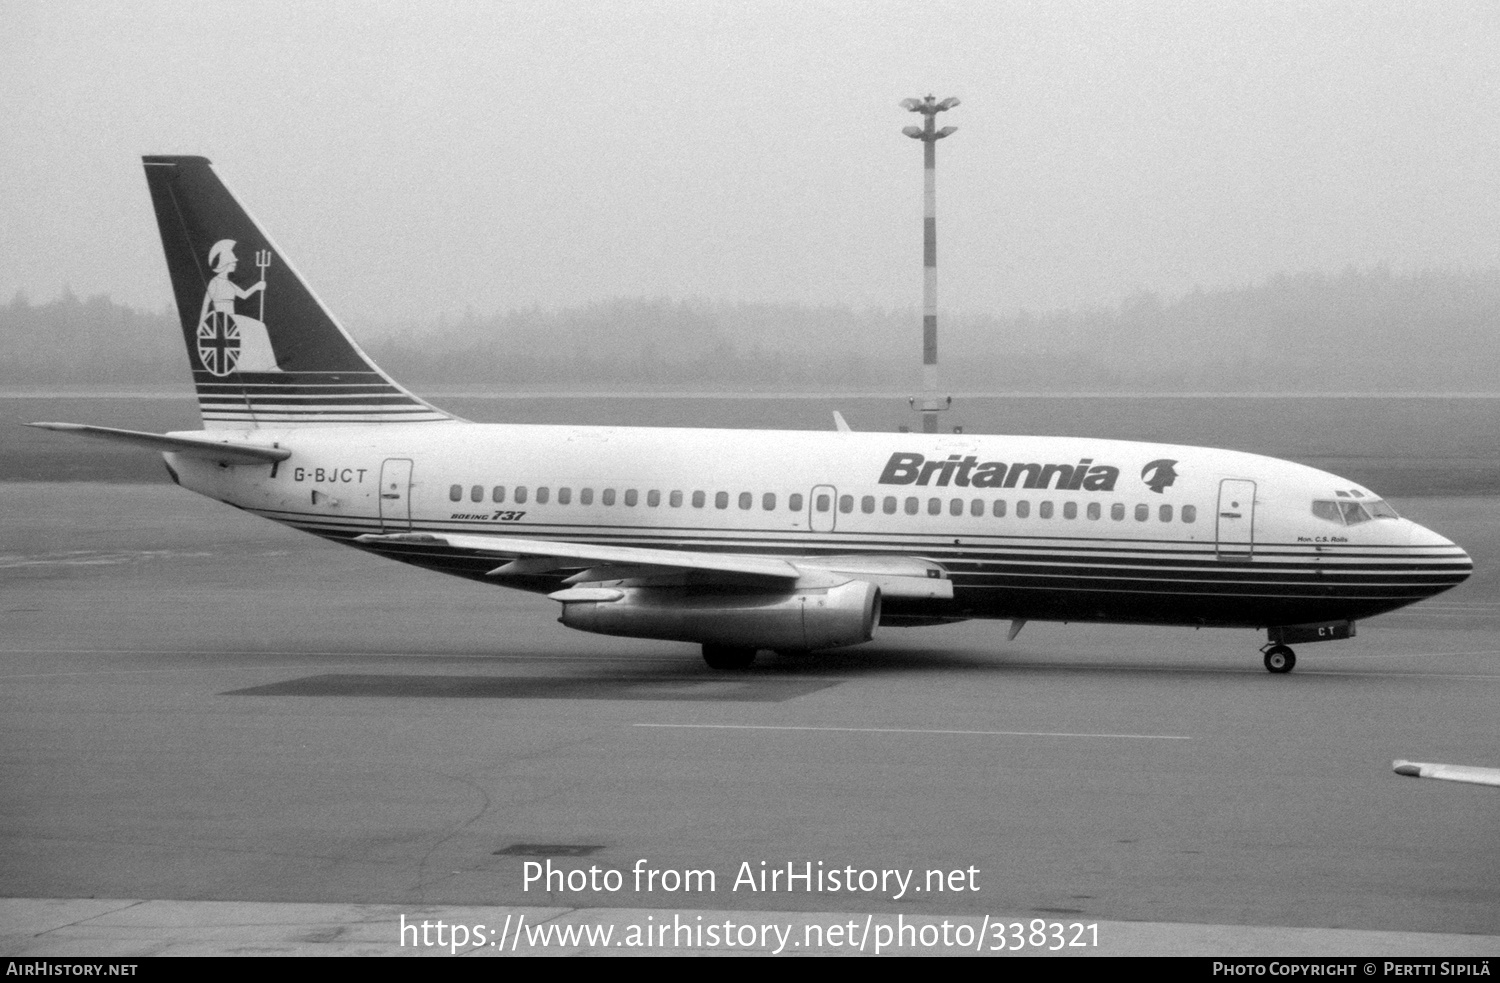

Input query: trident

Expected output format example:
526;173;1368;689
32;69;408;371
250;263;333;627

256;249;272;321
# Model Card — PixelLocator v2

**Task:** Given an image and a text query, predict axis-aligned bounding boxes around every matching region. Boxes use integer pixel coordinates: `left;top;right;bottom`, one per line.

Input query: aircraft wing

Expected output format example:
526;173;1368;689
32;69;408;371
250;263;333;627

1393;760;1500;789
355;532;953;599
27;423;290;466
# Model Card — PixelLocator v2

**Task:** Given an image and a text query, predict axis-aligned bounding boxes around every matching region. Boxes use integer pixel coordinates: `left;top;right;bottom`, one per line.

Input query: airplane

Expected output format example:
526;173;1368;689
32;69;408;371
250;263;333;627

30;155;1474;672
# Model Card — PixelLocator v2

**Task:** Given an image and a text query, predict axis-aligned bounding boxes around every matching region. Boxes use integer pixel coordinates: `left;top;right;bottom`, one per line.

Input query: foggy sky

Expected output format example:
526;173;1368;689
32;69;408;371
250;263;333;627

3;1;1498;326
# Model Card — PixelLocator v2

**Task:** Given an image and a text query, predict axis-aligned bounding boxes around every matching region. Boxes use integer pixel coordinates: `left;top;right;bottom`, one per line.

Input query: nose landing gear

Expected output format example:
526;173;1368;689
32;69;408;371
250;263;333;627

1261;620;1354;674
1261;644;1296;674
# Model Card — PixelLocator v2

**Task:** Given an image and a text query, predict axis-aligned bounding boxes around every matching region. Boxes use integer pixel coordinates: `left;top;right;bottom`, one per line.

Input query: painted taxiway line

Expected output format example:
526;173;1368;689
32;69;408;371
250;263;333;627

635;723;1192;740
2;898;1496;957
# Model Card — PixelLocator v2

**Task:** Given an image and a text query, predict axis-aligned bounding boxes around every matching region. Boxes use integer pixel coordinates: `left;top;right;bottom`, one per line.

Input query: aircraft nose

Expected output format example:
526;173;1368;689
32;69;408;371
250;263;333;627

1406;520;1473;585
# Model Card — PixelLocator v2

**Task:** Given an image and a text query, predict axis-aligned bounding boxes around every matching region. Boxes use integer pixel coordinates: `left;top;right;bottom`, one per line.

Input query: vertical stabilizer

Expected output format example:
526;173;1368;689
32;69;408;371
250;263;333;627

142;155;454;428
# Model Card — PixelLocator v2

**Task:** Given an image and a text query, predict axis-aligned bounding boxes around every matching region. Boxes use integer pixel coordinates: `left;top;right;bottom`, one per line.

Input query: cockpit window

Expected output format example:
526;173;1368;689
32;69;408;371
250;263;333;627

1339;501;1371;525
1312;498;1400;525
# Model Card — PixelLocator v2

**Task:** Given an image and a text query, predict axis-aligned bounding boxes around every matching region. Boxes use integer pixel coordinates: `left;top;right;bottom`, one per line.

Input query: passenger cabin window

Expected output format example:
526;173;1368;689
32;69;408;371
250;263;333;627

449;484;462;502
884;496;898;515
647;490;660;507
1016;500;1030;518
580;488;594;505
1087;502;1100;520
992;500;1006;518
1182;504;1196;523
970;499;984;517
739;492;753;510
815;494;831;513
715;491;729;509
514;486;528;504
558;487;571;505
790;493;804;512
670;490;683;507
1159;504;1172;522
1039;501;1053;519
536;486;550;504
492;486;506;503
602;488;615;506
470;485;484;503
624;489;638;506
927;498;941;516
1111;503;1125;521
863;496;876;514
692;491;706;508
764;493;777;510
1063;501;1077;519
949;498;963;517
904;497;918;516
839;495;854;514
1135;504;1148;522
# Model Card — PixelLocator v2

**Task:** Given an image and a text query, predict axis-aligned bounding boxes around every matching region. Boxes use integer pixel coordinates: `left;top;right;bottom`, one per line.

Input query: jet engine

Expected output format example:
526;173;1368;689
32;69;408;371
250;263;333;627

553;579;881;651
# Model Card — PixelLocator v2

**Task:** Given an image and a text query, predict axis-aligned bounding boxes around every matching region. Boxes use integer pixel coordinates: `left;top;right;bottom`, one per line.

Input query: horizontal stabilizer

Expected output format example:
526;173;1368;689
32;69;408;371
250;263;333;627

27;423;290;466
1393;759;1500;788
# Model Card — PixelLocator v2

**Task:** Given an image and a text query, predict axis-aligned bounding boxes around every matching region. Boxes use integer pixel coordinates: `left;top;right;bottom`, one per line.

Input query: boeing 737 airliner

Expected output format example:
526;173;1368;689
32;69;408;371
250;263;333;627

31;156;1473;671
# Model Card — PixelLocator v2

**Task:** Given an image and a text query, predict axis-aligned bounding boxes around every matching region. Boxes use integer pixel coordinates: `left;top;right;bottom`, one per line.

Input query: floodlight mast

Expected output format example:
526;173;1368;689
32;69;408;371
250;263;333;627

901;95;959;434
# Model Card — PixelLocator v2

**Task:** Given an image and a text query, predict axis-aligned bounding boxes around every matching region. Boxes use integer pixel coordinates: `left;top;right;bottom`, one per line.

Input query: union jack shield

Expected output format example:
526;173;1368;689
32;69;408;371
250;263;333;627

197;310;240;376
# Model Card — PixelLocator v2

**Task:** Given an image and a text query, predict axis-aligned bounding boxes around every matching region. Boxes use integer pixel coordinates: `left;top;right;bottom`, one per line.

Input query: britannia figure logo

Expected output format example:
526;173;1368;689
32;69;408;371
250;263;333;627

196;240;281;375
1141;459;1179;494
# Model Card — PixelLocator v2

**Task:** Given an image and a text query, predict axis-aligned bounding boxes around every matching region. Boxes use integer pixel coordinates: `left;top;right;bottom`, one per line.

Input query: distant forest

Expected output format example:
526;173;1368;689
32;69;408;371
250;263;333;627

6;267;1499;392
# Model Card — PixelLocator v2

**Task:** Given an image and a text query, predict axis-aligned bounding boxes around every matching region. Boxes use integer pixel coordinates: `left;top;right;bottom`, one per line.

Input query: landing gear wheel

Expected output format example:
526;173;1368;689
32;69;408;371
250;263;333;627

1263;645;1296;674
702;644;757;670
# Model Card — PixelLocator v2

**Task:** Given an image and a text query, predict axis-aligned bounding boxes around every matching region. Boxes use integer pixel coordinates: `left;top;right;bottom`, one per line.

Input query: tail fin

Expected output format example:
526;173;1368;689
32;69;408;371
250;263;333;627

142;155;454;429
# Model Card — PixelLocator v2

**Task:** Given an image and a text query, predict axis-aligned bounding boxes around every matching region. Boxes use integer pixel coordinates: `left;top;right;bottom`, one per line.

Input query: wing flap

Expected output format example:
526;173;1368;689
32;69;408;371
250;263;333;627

356;532;802;580
28;423;290;466
355;532;953;598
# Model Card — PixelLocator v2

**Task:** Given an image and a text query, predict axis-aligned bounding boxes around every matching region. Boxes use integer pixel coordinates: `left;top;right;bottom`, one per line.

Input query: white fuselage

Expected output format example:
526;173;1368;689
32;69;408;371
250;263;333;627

164;422;1471;631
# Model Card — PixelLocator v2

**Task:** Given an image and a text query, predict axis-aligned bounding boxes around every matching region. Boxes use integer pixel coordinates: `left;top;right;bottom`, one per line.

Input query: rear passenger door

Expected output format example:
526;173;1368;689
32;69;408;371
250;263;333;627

378;459;414;532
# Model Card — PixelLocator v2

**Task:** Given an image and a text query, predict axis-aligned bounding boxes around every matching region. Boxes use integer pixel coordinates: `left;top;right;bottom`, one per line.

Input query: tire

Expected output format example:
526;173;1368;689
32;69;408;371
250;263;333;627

702;644;757;670
1263;645;1296;674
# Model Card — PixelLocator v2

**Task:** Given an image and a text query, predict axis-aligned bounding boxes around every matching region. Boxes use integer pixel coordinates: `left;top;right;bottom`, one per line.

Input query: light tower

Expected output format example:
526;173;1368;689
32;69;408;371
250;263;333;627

901;94;958;434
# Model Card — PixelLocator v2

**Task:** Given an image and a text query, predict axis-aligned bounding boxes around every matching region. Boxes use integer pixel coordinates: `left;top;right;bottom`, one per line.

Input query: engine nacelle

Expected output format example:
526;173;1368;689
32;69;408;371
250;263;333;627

556;580;881;651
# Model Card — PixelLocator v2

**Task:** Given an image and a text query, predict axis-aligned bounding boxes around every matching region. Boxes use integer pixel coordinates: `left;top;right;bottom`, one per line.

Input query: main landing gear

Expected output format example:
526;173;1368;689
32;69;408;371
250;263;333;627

1261;644;1296;674
702;644;757;670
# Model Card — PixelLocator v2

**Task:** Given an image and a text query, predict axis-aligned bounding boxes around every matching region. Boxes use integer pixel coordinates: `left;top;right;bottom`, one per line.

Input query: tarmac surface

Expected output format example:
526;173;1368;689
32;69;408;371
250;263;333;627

2;484;1497;956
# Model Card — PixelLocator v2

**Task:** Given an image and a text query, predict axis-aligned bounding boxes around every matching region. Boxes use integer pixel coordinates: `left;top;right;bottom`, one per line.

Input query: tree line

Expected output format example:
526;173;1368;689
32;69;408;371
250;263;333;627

5;266;1498;392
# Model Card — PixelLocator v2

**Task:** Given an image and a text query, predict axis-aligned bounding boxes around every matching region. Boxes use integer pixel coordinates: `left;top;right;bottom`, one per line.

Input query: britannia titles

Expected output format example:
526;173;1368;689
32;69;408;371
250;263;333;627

878;452;1120;491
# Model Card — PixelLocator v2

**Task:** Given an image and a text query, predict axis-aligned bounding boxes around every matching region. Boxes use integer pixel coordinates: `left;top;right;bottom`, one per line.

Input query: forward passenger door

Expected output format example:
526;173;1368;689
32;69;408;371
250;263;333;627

1216;478;1256;559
